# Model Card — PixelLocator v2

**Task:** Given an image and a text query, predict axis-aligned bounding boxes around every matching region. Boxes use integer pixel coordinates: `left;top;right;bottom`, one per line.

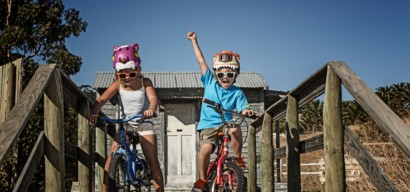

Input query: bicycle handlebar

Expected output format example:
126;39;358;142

203;98;240;115
99;113;157;124
202;98;257;119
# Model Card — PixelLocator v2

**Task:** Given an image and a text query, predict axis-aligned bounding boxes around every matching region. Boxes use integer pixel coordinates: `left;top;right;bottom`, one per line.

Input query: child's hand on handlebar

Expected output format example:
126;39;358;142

89;114;99;125
241;109;257;118
143;109;155;118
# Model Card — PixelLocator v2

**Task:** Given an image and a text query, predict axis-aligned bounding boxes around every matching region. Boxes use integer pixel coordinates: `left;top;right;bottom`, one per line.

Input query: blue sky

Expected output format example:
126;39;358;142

65;0;409;99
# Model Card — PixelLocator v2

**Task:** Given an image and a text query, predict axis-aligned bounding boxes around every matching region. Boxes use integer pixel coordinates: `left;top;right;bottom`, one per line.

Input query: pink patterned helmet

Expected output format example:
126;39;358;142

212;50;240;73
112;43;141;71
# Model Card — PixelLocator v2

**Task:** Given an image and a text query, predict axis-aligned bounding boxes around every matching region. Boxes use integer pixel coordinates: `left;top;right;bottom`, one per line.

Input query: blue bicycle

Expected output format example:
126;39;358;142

99;114;153;192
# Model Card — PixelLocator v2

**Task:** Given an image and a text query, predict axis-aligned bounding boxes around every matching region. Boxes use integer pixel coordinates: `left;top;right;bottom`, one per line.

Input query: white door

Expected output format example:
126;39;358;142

164;103;197;188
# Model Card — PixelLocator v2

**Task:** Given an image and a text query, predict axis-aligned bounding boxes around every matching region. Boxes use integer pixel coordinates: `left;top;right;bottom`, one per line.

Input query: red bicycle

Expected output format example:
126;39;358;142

202;98;255;192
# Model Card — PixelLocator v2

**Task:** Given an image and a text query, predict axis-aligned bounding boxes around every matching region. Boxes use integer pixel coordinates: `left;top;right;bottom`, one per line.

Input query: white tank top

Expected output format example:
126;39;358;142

119;79;148;118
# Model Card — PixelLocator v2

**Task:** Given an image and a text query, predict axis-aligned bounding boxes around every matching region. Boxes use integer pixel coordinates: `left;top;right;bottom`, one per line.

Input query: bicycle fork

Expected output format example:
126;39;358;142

216;136;233;187
128;143;144;186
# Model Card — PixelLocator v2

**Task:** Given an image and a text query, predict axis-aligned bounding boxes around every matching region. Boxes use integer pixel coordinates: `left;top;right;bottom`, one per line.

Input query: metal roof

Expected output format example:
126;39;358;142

92;72;269;89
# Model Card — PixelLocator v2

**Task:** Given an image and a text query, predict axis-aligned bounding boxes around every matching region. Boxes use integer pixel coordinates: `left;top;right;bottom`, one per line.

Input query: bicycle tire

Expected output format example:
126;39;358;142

134;159;152;192
208;162;246;192
109;154;130;192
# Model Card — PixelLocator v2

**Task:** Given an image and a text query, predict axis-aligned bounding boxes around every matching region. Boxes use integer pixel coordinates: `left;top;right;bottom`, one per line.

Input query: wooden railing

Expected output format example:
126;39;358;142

2;60;409;192
246;61;410;192
0;62;95;191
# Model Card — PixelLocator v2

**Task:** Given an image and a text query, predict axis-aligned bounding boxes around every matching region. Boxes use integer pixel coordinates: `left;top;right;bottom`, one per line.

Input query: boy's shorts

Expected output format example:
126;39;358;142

199;126;223;147
125;121;155;136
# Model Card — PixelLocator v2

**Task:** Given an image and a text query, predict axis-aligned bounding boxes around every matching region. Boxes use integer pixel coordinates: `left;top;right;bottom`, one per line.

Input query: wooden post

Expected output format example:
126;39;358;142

275;120;282;182
0;60;15;124
323;65;345;191
261;112;273;192
286;95;301;191
78;99;91;191
247;124;257;191
94;94;106;192
14;58;23;102
95;125;108;191
0;63;2;111
44;69;65;192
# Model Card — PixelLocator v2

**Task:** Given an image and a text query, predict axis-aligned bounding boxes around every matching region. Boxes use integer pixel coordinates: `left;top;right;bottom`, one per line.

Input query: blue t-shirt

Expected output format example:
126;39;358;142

197;69;249;131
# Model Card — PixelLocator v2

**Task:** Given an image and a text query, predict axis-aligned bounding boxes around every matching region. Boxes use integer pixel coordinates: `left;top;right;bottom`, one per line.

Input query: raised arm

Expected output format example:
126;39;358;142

187;31;209;75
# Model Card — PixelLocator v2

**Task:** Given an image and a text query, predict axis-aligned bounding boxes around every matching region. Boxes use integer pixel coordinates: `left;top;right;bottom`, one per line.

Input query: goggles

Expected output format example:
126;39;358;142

216;52;240;62
216;72;236;79
118;72;137;79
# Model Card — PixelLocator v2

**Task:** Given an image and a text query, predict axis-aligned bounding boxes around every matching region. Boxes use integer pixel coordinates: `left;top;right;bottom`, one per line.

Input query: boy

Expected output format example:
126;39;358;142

187;32;256;191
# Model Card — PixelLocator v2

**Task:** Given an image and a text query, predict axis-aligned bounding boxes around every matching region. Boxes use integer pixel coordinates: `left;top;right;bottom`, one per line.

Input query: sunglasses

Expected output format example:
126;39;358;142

216;72;236;79
118;72;137;79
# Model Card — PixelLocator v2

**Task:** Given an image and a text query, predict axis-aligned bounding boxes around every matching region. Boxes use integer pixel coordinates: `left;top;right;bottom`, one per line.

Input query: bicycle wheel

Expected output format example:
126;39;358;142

109;154;130;192
134;159;152;192
208;162;246;192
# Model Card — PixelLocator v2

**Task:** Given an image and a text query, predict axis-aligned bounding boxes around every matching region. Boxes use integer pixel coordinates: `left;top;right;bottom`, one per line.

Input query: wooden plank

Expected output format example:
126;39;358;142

251;63;328;132
300;134;323;153
274;147;286;160
286;95;301;191
44;69;65;192
345;126;398;191
329;61;410;158
60;71;92;116
258;134;324;162
0;64;56;165
254;83;325;133
253;96;287;131
261;112;273;192
323;65;345;191
13;132;45;192
247;125;257;191
289;64;327;101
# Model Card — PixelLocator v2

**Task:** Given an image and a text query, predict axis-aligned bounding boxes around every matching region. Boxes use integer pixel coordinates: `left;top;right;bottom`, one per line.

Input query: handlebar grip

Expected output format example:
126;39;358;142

202;98;217;106
247;114;258;119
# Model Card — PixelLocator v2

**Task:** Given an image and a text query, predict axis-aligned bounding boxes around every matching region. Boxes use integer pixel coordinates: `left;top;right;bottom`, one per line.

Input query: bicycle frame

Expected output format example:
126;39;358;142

203;98;250;189
207;125;236;187
100;114;151;187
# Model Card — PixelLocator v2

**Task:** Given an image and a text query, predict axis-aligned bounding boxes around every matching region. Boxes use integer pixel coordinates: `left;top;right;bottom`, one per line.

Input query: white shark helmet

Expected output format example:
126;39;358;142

212;50;240;73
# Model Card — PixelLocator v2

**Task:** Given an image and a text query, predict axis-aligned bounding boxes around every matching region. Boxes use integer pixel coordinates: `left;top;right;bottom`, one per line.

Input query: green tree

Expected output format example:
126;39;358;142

376;82;410;118
342;100;368;125
0;0;87;191
1;0;86;75
300;99;323;133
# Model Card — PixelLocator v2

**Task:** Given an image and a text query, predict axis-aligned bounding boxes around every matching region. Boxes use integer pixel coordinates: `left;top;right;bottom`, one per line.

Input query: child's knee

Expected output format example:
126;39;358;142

200;143;214;154
229;127;242;135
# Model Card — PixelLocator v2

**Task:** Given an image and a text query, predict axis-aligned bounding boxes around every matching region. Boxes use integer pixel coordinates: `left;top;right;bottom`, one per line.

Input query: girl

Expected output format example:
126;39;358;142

89;43;164;192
